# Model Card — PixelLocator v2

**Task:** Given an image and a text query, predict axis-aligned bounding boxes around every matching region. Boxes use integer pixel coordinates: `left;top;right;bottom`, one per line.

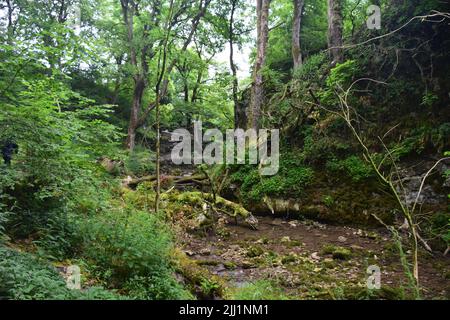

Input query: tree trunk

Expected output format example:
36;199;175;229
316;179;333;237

229;0;241;128
327;0;344;64
248;0;270;130
126;77;146;150
292;0;305;69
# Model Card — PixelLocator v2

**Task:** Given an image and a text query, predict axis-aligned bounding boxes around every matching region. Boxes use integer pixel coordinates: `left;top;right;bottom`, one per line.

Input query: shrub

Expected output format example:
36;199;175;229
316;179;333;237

0;247;122;300
78;208;189;299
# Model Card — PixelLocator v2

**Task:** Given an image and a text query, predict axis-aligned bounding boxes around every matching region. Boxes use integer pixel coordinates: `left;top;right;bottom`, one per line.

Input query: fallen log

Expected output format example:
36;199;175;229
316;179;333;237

123;174;208;188
161;191;258;229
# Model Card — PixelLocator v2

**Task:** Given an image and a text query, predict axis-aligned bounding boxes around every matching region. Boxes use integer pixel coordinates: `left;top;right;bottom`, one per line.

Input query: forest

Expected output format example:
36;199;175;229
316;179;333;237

0;0;449;301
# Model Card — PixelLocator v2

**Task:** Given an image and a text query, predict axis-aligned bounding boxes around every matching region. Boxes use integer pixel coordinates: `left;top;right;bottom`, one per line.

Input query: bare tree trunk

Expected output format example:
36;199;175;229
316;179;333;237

292;0;305;69
121;0;145;151
327;0;344;64
248;0;270;130
126;77;146;150
229;0;241;128
191;69;202;103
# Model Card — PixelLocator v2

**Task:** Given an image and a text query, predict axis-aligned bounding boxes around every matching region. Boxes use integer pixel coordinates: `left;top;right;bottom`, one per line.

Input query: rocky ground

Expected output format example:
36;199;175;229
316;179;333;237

177;215;450;299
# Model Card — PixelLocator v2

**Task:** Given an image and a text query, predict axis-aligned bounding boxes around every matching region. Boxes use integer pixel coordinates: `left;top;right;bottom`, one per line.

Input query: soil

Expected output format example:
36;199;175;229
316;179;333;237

177;215;450;299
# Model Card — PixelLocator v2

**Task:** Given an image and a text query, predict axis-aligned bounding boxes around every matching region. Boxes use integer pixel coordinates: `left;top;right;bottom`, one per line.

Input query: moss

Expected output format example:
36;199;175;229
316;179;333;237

230;152;314;204
332;248;352;260
322;258;336;269
196;260;220;266
326;155;374;182
286;240;302;248
171;248;226;299
246;246;264;258
223;261;237;270
321;244;352;260
281;254;297;265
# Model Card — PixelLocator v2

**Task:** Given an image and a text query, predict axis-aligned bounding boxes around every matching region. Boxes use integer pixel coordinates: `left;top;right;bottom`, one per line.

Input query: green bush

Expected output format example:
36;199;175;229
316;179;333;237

0;247;122;300
78;208;189;299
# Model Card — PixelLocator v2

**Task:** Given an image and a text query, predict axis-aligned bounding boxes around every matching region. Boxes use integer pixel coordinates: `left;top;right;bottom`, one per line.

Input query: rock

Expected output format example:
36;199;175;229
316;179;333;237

195;214;209;227
288;221;298;228
281;236;291;243
271;219;284;226
311;252;321;261
199;248;211;256
214;264;226;273
256;237;269;244
338;236;347;243
184;250;195;256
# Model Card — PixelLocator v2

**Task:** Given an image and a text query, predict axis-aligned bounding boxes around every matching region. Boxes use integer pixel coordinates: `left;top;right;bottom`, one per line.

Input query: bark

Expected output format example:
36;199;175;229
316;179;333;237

248;0;270;130
121;0;146;150
292;0;305;69
327;0;344;64
229;0;240;128
124;174;208;188
126;77;146;150
191;68;202;103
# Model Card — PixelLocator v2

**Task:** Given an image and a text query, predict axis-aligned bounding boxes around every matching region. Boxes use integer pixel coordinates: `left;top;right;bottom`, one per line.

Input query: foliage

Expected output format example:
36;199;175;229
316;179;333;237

326;155;374;182
0;247;123;300
231;280;289;300
230;152;314;203
78;208;189;299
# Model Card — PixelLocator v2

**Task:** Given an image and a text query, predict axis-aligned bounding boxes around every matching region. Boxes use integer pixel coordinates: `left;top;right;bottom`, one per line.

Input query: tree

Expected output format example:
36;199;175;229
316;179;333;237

120;0;212;150
248;0;271;130
327;0;343;64
229;0;241;128
292;0;305;68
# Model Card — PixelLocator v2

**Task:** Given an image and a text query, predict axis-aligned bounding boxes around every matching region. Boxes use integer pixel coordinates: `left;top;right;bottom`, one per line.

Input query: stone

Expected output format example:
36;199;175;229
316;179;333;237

311;252;321;261
184;250;195;256
338;236;347;243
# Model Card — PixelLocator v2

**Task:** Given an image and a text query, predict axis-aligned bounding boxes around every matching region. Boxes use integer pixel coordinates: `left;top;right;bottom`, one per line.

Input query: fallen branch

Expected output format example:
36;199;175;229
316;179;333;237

161;191;258;229
124;174;208;188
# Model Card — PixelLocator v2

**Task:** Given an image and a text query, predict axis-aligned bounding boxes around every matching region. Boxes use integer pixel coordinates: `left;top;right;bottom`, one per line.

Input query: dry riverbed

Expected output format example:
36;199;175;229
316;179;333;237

177;215;450;299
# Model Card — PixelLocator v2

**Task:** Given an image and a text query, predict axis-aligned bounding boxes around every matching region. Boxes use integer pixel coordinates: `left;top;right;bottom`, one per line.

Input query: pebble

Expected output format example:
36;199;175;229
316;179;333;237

311;252;321;261
184;250;195;256
199;248;211;256
288;221;298;228
338;236;348;243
